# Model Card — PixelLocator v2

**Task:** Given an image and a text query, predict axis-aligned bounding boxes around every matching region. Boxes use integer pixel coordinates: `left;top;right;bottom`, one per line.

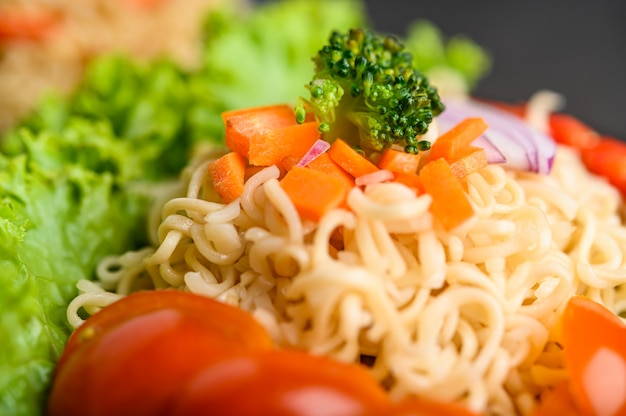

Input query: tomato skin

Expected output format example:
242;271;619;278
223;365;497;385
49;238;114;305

580;137;626;197
548;113;600;150
532;382;581;416
561;296;626;416
389;397;482;416
58;290;271;370
170;349;390;416
48;291;272;416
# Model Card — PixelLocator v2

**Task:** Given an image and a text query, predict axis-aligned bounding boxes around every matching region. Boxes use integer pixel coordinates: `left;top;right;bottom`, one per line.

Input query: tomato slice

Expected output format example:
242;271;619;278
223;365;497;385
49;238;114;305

532;382;580;416
561;296;626;416
548;113;600;150
580;137;626;197
59;290;270;368
48;291;273;416
170;348;390;416
390;397;482;416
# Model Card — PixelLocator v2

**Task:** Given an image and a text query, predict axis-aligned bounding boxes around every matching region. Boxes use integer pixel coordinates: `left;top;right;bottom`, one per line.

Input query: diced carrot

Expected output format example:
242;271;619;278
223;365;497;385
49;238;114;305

208;152;247;203
549;113;600;150
281;155;301;172
327;139;379;179
393;172;424;194
249;121;320;167
244;165;265;182
428;117;489;163
561;296;626;416
280;167;348;222
580;137;626;197
532;382;580;416
419;158;474;230
449;147;488;178
377;148;422;175
306;152;355;190
222;104;297;158
0;10;59;42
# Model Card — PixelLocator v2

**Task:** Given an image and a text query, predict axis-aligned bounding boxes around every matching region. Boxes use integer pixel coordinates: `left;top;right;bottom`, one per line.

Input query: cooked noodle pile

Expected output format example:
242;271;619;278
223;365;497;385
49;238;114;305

68;142;626;415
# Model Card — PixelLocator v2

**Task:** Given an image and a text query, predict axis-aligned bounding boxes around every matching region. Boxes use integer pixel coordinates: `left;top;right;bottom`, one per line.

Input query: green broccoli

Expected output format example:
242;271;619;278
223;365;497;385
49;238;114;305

295;28;444;154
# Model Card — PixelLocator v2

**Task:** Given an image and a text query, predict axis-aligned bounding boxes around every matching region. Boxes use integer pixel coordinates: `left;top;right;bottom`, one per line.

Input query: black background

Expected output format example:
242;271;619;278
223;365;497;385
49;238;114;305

362;0;626;139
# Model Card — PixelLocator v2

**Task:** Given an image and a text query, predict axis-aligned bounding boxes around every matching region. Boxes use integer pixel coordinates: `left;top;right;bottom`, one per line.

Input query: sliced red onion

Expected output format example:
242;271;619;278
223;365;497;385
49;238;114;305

472;135;507;164
355;169;394;187
437;98;557;174
296;139;330;167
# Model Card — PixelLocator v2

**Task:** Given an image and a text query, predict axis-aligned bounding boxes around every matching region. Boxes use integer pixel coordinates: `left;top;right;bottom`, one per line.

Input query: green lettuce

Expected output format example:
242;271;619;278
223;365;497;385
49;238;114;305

405;19;492;90
0;124;149;415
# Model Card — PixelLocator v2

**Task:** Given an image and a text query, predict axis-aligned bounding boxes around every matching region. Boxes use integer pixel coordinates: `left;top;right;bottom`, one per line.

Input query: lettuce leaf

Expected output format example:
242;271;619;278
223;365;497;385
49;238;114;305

0;124;150;415
197;0;367;111
405;19;492;90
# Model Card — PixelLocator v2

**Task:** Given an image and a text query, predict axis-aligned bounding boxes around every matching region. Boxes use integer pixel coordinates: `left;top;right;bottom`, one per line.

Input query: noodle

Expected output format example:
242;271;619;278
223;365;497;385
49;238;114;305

68;142;626;415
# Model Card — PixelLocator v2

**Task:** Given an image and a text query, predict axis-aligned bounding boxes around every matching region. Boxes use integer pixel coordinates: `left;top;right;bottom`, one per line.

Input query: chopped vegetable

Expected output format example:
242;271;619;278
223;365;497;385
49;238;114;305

296;139;331;168
280;155;301;172
533;382;580;416
223;104;297;159
249;121;320;167
208;152;247;203
549;113;600;150
561;296;626;416
427;117;489;163
327;138;379;178
306;152;355;190
392;172;424;193
294;28;444;154
580;137;626;197
419;158;474;230
280;167;349;222
449;148;488;178
438;99;556;174
471;135;506;164
377;148;422;175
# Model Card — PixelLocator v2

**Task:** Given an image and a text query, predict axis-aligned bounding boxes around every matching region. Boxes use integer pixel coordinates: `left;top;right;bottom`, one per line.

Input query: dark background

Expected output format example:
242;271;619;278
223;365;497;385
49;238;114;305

362;0;626;139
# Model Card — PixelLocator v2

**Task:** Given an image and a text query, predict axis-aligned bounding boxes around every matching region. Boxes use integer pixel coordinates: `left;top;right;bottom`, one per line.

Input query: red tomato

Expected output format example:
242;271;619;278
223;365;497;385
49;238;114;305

532;382;581;416
47;291;273;416
561;296;626;416
48;290;487;415
580;137;626;197
549;113;600;150
170;348;390;416
389;397;483;416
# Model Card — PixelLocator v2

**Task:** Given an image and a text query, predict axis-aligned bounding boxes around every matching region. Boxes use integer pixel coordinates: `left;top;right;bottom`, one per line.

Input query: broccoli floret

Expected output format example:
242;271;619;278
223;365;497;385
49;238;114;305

295;28;444;154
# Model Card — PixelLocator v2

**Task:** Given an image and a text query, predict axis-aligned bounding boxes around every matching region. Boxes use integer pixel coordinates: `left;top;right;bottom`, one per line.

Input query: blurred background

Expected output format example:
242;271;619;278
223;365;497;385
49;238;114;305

362;0;626;139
